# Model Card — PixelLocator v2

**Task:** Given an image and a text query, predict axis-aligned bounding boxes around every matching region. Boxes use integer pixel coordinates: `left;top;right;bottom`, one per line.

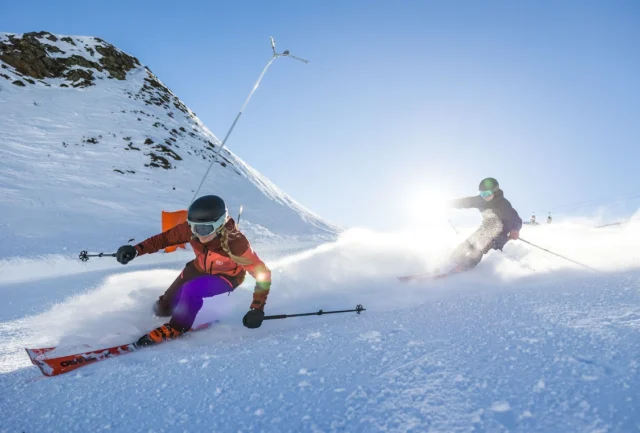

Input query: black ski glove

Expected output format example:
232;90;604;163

242;309;265;329
116;245;137;265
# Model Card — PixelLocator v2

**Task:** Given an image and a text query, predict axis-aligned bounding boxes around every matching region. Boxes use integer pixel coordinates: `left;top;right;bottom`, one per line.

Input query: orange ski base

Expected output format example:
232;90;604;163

26;321;216;377
26;343;138;376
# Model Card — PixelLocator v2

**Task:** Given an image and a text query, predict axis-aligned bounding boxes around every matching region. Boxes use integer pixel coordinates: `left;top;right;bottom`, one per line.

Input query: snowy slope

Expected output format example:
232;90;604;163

1;216;639;432
0;31;337;259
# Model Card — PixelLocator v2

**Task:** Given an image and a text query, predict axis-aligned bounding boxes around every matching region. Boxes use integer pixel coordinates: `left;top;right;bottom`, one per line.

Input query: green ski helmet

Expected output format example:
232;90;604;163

478;177;499;198
478;177;499;191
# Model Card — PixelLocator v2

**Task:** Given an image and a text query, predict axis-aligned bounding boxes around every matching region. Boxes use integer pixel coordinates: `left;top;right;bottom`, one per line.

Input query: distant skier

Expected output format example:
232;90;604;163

530;214;537;224
448;178;522;272
547;214;552;224
115;195;271;347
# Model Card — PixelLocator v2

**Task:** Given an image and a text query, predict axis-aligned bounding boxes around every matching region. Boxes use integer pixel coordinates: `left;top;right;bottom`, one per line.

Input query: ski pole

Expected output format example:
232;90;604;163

447;219;459;235
518;238;599;272
236;205;244;227
264;304;365;320
79;250;116;262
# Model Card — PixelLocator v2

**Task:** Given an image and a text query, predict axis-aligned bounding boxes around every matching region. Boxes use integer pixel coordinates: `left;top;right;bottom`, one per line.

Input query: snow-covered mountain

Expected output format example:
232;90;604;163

0;31;338;258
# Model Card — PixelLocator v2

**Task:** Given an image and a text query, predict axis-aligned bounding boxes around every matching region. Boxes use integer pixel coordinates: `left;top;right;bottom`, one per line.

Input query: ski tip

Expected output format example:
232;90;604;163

25;348;40;365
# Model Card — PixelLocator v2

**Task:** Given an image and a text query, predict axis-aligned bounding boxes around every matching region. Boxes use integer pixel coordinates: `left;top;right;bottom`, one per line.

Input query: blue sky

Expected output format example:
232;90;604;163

2;0;639;229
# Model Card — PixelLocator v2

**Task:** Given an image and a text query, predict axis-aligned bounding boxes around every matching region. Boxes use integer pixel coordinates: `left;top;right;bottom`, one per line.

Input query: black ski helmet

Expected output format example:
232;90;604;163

478;177;499;191
188;195;227;223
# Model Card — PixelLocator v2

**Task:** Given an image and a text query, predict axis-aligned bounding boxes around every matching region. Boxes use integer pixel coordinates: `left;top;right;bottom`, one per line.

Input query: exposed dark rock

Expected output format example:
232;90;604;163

145;154;172;169
61;37;76;46
144;77;163;89
1;33;99;81
65;68;94;87
27;31;58;42
12;80;25;86
0;31;140;86
153;143;182;161
173;101;188;113
43;44;63;54
144;138;154;145
95;44;139;79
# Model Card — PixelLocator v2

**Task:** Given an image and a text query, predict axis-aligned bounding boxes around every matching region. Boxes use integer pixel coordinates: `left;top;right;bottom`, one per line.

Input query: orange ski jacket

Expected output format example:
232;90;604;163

134;218;271;291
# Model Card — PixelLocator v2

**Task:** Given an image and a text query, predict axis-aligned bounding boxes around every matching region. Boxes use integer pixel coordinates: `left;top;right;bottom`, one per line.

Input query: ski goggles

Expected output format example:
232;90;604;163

479;187;499;198
187;212;228;237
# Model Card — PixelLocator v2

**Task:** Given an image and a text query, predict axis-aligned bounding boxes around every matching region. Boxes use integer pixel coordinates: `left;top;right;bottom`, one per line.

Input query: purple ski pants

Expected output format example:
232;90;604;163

156;261;234;331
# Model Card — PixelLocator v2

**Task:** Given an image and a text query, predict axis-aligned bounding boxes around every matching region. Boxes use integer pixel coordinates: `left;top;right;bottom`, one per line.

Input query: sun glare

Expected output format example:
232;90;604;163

405;191;449;224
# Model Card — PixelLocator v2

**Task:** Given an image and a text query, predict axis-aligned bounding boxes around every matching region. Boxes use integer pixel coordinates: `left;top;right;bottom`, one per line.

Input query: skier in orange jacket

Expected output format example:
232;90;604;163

115;195;271;346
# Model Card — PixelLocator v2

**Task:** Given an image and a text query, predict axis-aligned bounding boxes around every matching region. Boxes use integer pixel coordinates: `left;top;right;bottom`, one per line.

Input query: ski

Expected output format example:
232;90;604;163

26;321;217;377
28;342;138;377
26;344;91;365
397;272;452;282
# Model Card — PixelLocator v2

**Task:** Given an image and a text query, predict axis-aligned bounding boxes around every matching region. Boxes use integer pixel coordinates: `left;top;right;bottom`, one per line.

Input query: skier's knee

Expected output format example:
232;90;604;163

153;297;173;317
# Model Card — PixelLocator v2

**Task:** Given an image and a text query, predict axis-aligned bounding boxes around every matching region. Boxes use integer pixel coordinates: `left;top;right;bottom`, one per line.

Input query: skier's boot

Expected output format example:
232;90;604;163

135;323;184;347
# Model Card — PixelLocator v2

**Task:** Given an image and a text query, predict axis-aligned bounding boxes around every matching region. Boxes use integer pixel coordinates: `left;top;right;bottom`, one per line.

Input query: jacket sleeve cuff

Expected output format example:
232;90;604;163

251;289;269;310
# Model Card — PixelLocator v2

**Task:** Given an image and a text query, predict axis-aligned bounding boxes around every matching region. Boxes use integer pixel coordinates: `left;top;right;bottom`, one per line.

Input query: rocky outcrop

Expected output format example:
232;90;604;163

0;31;140;87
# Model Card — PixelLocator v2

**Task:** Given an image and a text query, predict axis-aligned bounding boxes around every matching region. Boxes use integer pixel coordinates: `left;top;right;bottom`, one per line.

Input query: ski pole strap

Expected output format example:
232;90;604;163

263;304;365;320
518;239;599;272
